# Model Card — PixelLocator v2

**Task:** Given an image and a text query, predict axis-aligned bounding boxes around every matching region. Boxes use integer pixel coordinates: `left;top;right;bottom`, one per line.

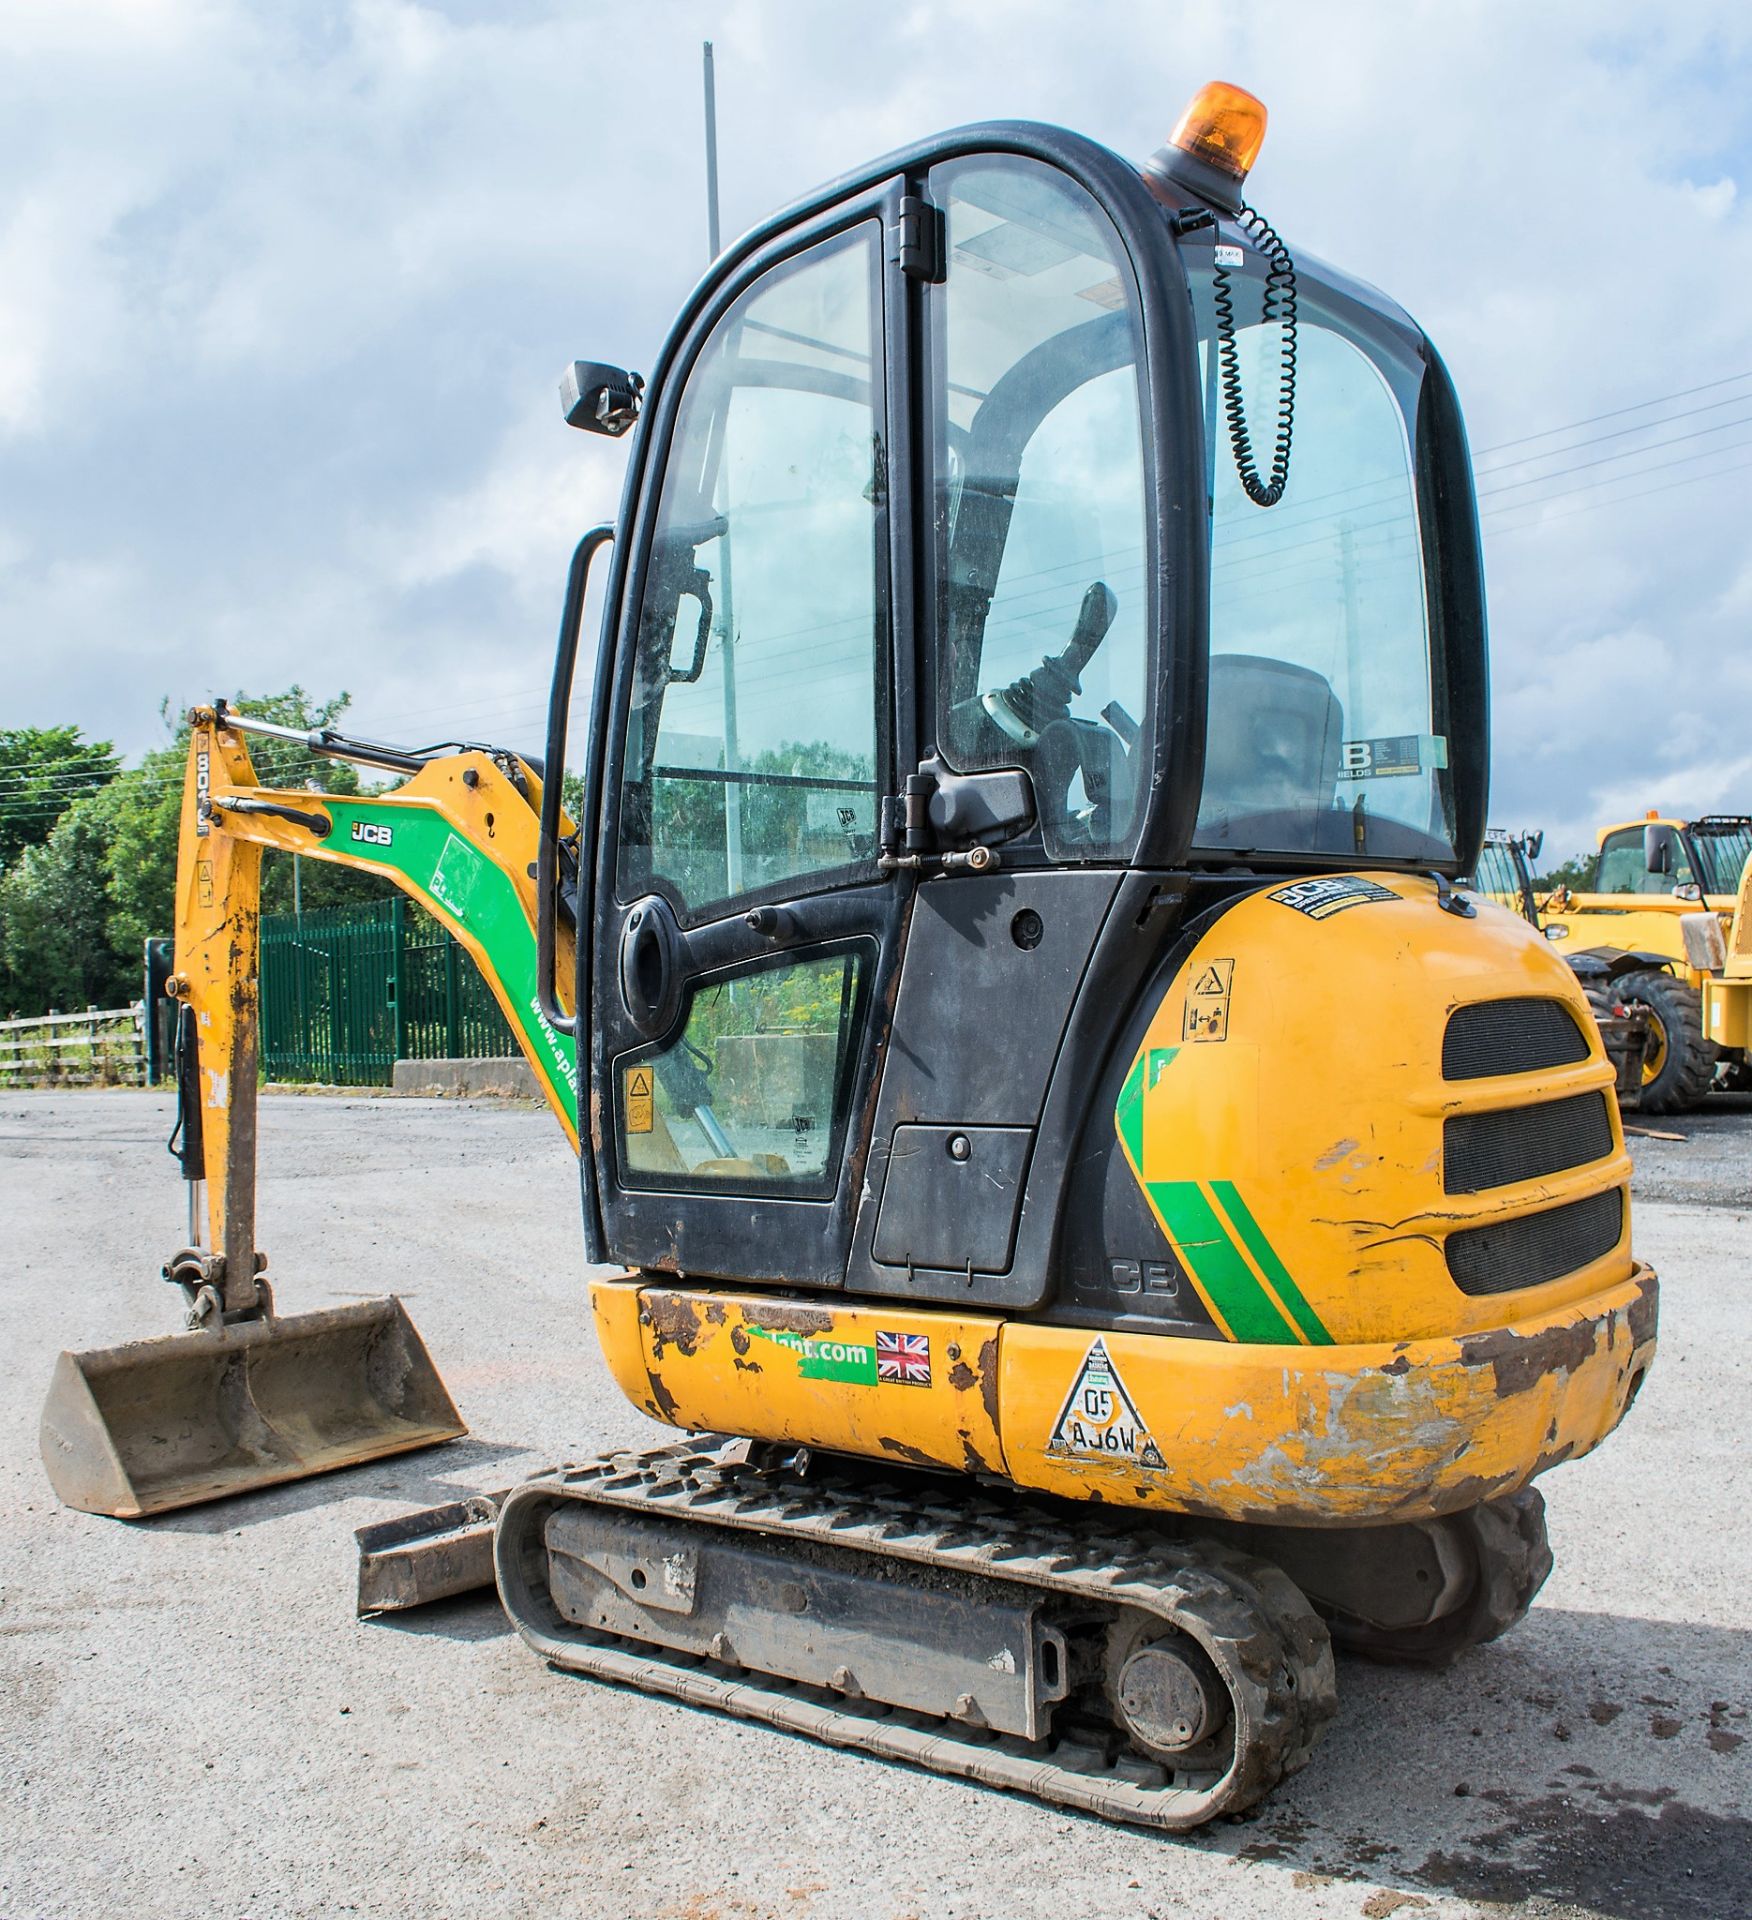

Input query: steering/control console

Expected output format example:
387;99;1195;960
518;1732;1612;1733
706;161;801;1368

946;579;1136;846
979;580;1118;747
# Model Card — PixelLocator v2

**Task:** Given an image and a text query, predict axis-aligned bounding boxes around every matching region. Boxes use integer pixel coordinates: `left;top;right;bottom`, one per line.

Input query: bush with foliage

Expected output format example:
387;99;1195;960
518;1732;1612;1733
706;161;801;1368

0;690;386;1017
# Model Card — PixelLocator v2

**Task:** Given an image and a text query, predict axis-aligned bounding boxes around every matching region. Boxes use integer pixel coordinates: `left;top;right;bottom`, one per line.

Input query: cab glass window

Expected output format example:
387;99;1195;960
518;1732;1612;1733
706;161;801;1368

929;157;1151;861
1596;827;1694;894
1471;838;1529;917
618;948;867;1194
618;227;886;922
1692;823;1752;896
1189;257;1453;862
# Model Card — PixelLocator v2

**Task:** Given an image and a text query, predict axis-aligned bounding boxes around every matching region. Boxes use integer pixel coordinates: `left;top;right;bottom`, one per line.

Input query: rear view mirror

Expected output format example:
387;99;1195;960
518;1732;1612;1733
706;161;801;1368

561;360;645;436
1644;822;1676;875
1524;828;1544;864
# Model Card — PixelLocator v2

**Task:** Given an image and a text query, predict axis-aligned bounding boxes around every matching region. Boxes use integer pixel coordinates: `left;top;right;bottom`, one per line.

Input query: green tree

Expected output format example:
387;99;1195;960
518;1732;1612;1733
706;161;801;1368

0;797;127;1013
0;726;121;870
739;740;874;865
1533;854;1596;895
101;688;387;967
646;739;875;904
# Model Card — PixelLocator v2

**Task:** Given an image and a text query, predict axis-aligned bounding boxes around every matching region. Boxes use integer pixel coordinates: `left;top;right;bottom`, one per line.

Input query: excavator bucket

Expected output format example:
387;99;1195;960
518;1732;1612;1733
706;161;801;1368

39;1297;464;1519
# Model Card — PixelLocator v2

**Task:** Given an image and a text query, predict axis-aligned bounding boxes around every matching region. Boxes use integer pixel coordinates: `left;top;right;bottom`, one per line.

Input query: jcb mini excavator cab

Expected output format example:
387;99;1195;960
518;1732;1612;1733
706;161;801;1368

44;85;1656;1829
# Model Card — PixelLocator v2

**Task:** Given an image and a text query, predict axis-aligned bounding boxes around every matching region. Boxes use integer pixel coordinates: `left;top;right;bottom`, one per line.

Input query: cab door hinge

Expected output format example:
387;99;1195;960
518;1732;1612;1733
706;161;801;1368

894;195;946;283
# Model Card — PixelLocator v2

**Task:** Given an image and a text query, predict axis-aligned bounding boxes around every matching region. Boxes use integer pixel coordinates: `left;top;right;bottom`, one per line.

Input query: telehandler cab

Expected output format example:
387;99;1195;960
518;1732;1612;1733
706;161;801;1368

1467;827;1649;1098
1541;814;1752;1111
42;83;1657;1829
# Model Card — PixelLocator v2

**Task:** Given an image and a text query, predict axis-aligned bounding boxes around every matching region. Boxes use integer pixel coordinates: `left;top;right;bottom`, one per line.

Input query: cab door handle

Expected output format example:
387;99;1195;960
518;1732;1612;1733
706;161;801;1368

618;898;681;1036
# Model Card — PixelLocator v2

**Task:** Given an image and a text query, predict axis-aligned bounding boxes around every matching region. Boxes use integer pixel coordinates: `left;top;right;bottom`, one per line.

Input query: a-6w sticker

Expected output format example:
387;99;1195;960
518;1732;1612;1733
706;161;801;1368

350;820;394;847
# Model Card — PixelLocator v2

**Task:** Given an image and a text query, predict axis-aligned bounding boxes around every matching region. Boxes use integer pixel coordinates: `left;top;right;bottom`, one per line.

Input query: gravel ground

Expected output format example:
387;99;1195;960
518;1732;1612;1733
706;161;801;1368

2;1091;1747;1920
1617;1090;1752;1209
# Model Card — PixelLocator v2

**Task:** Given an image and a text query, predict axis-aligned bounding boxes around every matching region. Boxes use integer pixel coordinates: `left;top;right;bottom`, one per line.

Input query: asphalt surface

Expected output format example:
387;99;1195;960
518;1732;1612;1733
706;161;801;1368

2;1091;1747;1920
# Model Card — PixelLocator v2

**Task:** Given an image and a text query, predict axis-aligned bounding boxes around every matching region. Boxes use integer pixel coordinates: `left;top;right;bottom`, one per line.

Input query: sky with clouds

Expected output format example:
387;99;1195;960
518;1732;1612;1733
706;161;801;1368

4;0;1751;861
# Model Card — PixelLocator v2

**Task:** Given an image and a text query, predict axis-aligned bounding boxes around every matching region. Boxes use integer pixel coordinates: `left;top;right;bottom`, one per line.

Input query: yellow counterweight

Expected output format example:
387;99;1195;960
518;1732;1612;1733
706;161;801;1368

589;875;1654;1527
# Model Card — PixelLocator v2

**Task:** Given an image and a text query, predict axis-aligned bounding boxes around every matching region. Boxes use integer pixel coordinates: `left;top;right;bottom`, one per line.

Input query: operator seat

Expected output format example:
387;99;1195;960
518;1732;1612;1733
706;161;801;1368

1198;653;1344;844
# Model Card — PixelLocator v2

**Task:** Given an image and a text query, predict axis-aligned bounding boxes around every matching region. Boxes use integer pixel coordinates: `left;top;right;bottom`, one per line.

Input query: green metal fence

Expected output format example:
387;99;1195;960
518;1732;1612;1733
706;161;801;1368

260;899;518;1085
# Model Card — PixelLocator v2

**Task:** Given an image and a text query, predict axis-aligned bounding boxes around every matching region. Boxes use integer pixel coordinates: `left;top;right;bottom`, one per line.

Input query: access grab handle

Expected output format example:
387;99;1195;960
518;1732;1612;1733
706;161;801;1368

537;524;615;1037
617;899;681;1037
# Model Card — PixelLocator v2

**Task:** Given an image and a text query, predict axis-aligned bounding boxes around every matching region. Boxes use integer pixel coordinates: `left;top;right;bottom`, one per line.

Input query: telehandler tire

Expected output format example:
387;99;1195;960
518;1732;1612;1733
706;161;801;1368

1620;970;1715;1114
1325;1489;1553;1668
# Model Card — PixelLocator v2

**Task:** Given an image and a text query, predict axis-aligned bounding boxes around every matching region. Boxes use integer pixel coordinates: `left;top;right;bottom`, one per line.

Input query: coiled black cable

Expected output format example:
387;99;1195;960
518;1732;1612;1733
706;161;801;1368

1212;205;1298;507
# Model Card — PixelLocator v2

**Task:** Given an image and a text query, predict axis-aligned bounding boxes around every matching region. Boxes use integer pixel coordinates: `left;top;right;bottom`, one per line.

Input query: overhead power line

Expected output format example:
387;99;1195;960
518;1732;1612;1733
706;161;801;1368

1472;368;1752;456
1476;411;1752;499
1473;386;1752;476
1488;450;1752;537
11;363;1751;779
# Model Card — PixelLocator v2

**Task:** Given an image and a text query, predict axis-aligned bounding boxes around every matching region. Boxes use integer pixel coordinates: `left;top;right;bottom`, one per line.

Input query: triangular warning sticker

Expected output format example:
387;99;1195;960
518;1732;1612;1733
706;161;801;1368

1047;1338;1165;1469
628;1067;652;1097
1191;959;1233;996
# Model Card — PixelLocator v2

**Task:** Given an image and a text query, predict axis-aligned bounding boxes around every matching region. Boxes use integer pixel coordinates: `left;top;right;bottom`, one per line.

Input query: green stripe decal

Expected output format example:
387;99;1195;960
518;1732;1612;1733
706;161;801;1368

1115;1049;1178;1175
1145;1180;1296;1344
1115;1054;1147;1171
1210;1180;1332;1346
1114;1046;1313;1345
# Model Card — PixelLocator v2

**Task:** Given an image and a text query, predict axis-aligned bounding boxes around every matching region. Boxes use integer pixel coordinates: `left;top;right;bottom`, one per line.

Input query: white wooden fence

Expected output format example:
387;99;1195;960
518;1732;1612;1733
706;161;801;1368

0;1004;147;1088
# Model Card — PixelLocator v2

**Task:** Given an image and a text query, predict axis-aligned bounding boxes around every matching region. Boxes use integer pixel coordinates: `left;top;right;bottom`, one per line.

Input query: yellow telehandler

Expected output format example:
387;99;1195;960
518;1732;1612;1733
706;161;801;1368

41;83;1656;1830
1466;827;1651;1098
1542;814;1752;1112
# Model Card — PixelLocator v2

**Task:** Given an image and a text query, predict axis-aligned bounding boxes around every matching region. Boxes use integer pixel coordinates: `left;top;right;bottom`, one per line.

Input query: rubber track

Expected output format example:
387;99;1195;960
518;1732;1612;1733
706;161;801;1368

496;1444;1338;1830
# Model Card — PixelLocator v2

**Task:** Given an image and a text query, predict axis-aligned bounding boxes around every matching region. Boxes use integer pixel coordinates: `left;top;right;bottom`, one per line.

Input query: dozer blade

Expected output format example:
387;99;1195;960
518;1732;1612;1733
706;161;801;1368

38;1297;465;1519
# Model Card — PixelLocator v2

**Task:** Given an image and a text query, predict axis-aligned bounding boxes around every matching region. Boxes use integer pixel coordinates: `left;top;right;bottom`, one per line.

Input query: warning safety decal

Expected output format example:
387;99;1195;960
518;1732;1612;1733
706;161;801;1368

1182;957;1234;1043
624;1064;654;1134
1047;1338;1165;1471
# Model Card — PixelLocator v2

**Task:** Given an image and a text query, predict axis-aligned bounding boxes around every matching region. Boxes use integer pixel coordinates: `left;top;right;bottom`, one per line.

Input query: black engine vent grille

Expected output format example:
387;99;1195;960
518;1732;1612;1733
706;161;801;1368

1444;1092;1616;1195
1443;998;1590;1081
1446;1187;1624;1297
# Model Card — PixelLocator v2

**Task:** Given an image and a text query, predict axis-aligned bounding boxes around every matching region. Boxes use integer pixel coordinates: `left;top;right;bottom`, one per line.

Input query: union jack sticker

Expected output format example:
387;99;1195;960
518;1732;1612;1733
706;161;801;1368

875;1329;931;1387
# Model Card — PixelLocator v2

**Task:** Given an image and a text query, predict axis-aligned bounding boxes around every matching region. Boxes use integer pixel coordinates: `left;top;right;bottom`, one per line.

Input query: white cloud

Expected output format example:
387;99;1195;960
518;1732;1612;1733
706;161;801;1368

1684;175;1739;221
386;412;625;597
1;0;1750;861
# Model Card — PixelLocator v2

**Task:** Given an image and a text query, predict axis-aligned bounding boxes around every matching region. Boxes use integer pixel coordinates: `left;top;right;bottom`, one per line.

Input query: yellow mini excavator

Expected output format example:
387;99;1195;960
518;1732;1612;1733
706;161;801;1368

42;84;1657;1829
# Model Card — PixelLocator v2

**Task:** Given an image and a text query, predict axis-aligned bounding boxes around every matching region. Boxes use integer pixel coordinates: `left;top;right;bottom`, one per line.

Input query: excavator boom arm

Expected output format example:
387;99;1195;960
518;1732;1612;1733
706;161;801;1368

168;707;580;1315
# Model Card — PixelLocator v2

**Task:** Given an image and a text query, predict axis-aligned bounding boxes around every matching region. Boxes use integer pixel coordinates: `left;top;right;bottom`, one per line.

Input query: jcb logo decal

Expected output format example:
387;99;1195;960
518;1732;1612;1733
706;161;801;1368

350;821;393;847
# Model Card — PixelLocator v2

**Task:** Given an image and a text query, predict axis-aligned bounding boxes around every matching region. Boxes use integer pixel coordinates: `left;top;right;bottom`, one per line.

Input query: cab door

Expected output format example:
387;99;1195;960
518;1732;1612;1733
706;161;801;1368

588;191;912;1286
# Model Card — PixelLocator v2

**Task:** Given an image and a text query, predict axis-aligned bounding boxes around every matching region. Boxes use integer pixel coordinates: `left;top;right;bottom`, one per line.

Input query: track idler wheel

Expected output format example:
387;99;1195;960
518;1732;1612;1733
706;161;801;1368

1095;1539;1336;1799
